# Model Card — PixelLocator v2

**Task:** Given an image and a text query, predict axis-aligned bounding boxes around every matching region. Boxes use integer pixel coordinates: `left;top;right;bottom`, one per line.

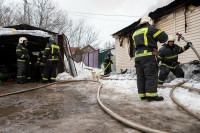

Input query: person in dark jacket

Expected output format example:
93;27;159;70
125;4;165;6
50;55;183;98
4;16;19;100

132;16;168;102
40;36;60;83
16;37;30;84
36;50;45;79
157;35;191;84
104;53;113;75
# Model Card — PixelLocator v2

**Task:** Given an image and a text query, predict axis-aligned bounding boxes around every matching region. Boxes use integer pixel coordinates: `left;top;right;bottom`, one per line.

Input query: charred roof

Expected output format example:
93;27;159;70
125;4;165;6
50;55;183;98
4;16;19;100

112;0;200;37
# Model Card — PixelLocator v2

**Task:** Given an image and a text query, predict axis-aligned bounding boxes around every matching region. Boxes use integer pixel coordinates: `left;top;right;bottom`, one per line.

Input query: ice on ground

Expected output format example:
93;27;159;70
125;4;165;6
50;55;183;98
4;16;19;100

57;62;103;81
57;62;200;113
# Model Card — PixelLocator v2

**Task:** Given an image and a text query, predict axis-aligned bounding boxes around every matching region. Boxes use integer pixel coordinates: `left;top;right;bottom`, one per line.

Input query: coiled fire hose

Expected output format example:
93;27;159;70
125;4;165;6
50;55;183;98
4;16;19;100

97;83;170;133
0;80;89;98
98;79;200;133
158;81;200;121
170;81;200;121
1;79;199;132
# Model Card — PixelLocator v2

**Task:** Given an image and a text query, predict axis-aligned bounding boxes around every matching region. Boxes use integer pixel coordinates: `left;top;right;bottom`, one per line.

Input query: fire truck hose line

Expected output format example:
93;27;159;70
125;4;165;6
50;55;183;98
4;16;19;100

0;79;199;132
169;81;200;121
97;83;168;133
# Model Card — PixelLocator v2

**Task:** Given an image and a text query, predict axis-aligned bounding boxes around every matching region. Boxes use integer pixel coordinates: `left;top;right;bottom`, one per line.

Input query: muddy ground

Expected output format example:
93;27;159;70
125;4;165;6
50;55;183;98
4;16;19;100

0;81;199;133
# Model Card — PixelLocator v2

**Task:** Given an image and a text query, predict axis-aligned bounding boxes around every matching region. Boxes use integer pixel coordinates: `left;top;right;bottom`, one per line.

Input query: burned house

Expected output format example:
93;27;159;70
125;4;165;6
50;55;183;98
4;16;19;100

112;0;200;72
0;24;66;82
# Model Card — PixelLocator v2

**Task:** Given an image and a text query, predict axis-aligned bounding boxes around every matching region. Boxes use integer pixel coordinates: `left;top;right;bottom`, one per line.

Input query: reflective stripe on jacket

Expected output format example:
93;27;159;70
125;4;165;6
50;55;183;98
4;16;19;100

44;43;60;61
16;43;29;62
132;25;168;58
158;43;190;68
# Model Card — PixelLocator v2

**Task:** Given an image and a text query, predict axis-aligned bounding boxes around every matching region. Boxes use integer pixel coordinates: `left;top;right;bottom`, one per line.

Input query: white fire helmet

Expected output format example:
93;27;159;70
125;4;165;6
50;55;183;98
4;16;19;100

19;37;28;43
139;16;154;26
167;35;175;42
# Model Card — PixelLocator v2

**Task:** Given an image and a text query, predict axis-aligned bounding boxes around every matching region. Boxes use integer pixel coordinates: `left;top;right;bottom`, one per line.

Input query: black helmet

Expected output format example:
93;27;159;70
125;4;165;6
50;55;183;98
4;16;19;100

49;36;57;44
108;53;113;56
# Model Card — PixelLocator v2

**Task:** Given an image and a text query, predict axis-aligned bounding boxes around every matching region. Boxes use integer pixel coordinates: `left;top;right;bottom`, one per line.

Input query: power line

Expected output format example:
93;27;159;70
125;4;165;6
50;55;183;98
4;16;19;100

66;10;141;18
68;13;135;22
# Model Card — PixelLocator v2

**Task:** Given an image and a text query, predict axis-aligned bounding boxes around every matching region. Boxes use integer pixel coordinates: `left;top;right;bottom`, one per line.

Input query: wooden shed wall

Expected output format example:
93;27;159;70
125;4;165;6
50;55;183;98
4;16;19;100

155;6;200;63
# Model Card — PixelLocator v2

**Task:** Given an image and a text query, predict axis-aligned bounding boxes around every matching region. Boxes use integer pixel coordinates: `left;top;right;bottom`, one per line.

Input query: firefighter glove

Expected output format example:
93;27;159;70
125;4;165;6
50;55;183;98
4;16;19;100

192;70;200;74
187;42;192;47
152;48;159;56
192;60;199;65
25;55;30;60
42;57;47;63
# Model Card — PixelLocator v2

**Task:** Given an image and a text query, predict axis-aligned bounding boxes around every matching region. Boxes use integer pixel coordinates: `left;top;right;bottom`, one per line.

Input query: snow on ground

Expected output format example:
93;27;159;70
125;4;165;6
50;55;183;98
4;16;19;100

57;62;103;80
57;62;200;114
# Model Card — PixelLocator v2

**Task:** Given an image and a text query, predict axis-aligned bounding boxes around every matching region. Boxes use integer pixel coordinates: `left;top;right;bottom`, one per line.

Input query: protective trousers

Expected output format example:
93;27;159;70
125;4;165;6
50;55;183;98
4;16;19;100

43;61;57;82
104;63;111;75
17;61;27;82
158;65;184;84
135;55;158;97
39;65;44;78
26;63;32;81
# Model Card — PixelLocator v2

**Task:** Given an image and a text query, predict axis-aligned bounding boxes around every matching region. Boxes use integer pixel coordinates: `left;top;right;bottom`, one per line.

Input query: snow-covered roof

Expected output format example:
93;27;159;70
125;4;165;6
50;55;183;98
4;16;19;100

0;27;52;37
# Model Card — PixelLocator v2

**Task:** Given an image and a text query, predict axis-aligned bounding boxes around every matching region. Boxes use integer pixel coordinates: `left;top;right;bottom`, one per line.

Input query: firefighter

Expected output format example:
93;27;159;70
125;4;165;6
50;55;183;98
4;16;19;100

36;50;45;79
132;16;168;101
26;59;32;82
158;35;191;84
16;37;30;84
40;36;60;83
104;53;113;75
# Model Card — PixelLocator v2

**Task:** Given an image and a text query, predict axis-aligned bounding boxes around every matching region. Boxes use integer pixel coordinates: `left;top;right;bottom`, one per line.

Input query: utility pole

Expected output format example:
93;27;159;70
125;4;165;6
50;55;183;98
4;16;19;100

23;0;27;23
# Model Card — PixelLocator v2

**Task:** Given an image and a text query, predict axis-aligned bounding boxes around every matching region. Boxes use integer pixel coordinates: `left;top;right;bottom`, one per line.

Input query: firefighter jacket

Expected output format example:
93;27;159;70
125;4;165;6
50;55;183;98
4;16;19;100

132;25;168;58
43;43;60;62
104;56;110;64
158;43;190;69
16;43;29;62
37;51;45;66
104;55;113;65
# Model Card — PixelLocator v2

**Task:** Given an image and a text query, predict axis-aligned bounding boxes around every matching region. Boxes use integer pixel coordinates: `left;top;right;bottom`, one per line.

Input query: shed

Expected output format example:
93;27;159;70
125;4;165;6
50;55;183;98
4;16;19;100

112;0;200;72
0;24;65;81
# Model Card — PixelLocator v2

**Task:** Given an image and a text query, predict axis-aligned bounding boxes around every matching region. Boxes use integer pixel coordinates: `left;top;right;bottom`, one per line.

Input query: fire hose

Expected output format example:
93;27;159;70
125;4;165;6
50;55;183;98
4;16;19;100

158;83;200;121
176;32;200;61
1;79;199;132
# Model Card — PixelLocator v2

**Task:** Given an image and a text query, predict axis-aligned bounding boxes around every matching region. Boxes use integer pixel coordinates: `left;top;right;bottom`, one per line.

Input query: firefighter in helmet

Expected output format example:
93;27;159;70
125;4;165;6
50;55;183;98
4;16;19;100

157;35;191;84
16;37;30;84
132;16;168;101
40;36;60;83
104;52;113;75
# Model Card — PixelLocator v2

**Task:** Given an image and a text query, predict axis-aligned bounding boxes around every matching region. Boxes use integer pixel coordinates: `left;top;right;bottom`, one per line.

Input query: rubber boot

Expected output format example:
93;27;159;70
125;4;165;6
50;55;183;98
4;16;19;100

39;80;48;83
141;97;146;100
17;81;25;84
147;96;164;102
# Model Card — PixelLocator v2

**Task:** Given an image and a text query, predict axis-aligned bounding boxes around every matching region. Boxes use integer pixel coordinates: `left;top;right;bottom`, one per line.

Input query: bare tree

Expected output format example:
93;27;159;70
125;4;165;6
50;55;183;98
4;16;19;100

1;0;101;49
104;41;115;49
12;0;71;33
0;0;16;27
66;19;100;48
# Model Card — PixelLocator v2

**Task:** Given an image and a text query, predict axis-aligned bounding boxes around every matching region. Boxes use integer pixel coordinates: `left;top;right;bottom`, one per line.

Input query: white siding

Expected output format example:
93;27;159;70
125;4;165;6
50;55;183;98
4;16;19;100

115;37;135;72
110;49;116;72
114;5;200;71
155;6;200;63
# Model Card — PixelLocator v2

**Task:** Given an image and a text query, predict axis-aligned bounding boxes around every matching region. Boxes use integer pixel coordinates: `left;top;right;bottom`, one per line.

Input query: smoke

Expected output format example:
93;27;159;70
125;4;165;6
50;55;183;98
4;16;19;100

89;0;130;13
143;0;175;16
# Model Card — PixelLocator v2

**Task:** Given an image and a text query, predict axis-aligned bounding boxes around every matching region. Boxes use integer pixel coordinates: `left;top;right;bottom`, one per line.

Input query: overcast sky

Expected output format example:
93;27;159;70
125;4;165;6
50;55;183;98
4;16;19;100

10;0;174;48
54;0;174;47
